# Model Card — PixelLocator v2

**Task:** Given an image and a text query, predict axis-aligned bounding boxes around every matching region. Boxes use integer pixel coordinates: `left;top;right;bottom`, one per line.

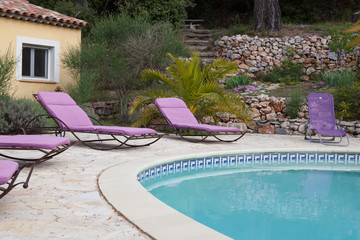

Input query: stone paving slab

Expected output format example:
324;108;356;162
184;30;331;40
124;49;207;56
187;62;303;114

1;133;360;240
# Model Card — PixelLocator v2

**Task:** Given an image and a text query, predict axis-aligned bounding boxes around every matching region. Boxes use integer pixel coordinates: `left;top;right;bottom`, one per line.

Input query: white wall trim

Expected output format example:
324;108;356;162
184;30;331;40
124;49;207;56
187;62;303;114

16;36;60;83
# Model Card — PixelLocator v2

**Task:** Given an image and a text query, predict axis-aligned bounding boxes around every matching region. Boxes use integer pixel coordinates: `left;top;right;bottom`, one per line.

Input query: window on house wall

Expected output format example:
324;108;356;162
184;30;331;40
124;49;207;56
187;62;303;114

22;46;49;78
16;37;60;83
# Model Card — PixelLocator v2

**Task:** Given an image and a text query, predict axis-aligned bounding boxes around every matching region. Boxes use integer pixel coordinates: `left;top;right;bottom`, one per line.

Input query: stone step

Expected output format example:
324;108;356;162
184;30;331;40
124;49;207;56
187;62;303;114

184;40;210;46
188;45;209;51
185;33;212;39
200;52;216;57
188;29;215;35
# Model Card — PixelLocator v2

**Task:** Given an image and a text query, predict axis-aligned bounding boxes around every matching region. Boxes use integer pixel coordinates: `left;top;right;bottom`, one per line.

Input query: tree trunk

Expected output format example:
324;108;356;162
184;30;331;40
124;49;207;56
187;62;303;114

254;0;282;32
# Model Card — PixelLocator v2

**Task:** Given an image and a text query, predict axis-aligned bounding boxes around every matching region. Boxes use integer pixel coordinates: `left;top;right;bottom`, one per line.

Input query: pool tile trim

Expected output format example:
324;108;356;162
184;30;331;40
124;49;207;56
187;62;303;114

138;152;360;184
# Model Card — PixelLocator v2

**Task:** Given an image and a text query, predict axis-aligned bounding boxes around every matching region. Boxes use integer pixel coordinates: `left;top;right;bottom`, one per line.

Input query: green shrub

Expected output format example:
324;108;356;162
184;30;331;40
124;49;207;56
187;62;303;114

63;14;190;123
64;72;99;104
117;0;194;28
0;97;46;134
224;75;253;89
0;47;16;97
261;60;303;84
328;24;357;56
333;81;360;120
320;70;356;88
286;90;305;119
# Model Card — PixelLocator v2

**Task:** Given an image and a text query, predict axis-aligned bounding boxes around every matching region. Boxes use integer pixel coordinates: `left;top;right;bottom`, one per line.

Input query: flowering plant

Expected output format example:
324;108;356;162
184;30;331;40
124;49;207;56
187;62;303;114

233;85;260;93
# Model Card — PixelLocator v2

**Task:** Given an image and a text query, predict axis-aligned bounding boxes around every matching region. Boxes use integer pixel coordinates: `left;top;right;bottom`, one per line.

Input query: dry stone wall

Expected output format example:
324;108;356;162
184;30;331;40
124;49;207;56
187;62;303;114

214;34;360;80
86;96;360;137
214;94;360;137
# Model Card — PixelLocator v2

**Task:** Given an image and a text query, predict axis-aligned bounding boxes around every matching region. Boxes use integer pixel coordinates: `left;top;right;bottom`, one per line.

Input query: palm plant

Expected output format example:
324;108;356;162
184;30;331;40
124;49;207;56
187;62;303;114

130;52;251;127
345;19;360;47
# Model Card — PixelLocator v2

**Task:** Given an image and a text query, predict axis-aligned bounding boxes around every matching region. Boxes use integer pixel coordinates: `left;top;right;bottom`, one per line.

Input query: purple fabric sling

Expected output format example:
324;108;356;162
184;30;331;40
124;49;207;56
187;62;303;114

0;160;18;185
0;135;70;149
37;92;156;135
307;93;346;137
154;98;239;132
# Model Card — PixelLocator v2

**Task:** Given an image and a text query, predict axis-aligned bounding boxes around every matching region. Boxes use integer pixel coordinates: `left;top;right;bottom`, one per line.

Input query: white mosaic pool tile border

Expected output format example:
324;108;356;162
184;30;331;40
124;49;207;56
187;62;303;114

137;152;360;183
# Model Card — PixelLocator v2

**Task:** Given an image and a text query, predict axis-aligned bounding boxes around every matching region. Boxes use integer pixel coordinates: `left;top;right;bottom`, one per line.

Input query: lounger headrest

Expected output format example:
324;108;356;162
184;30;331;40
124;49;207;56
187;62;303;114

154;98;188;108
37;92;77;106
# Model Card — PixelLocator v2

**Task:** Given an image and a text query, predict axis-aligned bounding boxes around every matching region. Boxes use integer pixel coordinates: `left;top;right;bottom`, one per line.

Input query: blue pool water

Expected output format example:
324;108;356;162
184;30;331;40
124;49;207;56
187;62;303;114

143;169;360;240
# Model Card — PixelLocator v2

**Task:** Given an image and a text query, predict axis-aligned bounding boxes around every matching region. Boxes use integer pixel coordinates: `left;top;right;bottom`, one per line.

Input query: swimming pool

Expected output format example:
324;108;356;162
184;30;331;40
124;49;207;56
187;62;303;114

139;152;360;240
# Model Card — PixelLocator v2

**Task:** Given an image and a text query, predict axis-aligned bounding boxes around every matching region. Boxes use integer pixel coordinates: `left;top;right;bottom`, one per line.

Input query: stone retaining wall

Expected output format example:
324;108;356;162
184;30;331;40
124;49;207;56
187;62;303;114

214;34;360;80
87;96;360;137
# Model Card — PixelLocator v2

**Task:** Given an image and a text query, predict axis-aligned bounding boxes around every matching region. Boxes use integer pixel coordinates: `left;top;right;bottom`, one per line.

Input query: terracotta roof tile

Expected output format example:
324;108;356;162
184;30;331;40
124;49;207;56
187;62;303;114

0;0;87;29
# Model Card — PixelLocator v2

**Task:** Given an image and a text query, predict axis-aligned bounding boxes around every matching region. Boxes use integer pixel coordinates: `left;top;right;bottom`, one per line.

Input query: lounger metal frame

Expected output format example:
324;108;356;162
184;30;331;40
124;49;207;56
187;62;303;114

0;161;35;199
304;123;350;147
31;94;164;150
172;126;245;143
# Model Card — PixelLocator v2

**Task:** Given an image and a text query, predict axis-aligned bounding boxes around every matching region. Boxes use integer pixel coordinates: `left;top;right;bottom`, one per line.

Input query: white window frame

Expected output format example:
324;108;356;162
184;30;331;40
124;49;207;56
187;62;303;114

16;36;60;83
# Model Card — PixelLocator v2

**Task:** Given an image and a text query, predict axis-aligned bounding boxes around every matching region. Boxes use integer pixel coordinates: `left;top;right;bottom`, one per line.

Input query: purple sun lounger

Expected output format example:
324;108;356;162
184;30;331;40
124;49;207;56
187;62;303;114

31;92;163;150
154;97;245;142
0;135;70;199
0;160;31;199
305;93;349;146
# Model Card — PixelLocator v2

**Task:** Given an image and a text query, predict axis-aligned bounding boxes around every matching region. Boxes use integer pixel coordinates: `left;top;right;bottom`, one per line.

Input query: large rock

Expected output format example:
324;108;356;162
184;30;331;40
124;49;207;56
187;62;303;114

266;112;277;120
275;128;289;135
270;100;284;112
258;123;275;134
229;122;247;132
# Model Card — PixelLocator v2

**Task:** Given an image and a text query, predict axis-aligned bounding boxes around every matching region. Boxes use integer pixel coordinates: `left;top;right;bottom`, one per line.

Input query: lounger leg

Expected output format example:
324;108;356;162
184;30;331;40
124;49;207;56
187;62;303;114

23;162;36;188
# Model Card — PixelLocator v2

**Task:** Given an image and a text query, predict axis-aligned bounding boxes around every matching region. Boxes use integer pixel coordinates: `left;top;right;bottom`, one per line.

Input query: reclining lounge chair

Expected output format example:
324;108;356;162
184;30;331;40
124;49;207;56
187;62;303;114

31;92;163;150
0;135;71;162
0;160;33;199
154;97;245;143
305;93;349;146
0;135;71;199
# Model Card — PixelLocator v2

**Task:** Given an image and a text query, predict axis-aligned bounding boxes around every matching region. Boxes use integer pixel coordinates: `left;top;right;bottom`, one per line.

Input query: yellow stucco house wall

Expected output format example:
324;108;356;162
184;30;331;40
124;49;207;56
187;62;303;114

0;0;87;99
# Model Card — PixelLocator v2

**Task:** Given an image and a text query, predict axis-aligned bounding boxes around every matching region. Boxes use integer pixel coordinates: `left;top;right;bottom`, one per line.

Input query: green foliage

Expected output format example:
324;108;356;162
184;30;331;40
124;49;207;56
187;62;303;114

281;0;359;24
346;19;360;47
328;24;357;55
0;97;46;134
53;0;98;36
320;70;356;88
261;60;303;84
281;1;322;24
227;24;256;37
333;79;360;120
29;0;98;37
285;46;296;56
0;47;16;97
63;15;189;123
224;75;252;89
130;52;251;127
117;0;194;28
64;71;99;104
286;90;305;119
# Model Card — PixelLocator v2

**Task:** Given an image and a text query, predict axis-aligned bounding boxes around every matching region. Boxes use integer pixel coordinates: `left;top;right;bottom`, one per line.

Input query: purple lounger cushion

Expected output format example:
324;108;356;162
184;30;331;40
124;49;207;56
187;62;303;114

37;91;156;135
0;135;70;149
316;129;346;137
93;126;156;136
155;98;200;127
0;160;18;185
155;98;240;132
37;92;94;130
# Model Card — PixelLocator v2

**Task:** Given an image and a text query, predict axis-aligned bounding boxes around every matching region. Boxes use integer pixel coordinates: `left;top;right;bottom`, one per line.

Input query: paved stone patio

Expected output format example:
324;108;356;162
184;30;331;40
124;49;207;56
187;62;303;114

1;133;360;239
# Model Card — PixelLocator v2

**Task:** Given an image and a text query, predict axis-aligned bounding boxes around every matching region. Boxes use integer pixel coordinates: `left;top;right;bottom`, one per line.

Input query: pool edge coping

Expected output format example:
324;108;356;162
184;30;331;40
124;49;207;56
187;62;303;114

98;145;360;240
